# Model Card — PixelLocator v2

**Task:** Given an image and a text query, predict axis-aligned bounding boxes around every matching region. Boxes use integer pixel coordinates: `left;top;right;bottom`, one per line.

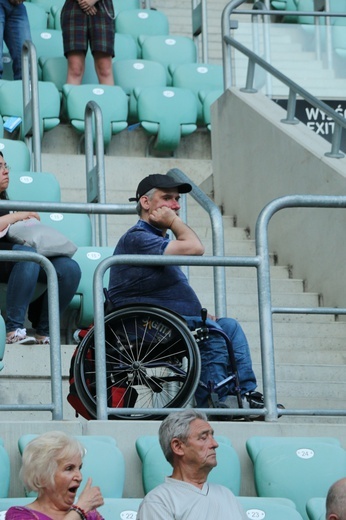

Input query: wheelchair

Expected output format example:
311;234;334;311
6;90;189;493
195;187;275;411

72;304;243;420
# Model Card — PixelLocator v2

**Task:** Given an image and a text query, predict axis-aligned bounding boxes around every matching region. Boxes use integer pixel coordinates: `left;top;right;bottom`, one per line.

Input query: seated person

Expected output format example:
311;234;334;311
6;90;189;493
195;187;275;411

0;152;81;344
6;431;104;519
108;173;266;413
137;409;247;520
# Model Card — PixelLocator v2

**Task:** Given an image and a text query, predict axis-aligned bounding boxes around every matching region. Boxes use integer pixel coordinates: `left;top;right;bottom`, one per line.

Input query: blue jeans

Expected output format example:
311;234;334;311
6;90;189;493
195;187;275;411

0;0;31;79
6;245;81;335
183;315;258;408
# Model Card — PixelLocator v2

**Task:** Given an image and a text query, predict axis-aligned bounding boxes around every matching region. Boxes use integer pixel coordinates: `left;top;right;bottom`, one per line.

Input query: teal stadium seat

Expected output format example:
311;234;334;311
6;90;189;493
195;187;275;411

69;246;114;328
0;139;31;171
30;0;65;16
30;29;64;79
199;89;223;130
25;2;48;30
62;84;128;149
0;439;10;497
0;80;60;140
98;498;142;520
171;63;223;124
115;9;169;56
40;55;99;94
271;0;299;22
0;314;5;371
49;5;62;30
135;435;241;495
238;497;304;520
246;437;346;520
140;35;197;85
112;0;140;16
306;497;326;520
6;172;61;202
18;434;125;498
113;59;167;122
39;212;92;247
136;86;198;152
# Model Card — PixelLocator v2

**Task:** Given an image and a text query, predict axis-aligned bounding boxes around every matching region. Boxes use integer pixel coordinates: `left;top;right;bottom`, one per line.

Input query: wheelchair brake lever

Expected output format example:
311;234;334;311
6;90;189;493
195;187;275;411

193;307;209;342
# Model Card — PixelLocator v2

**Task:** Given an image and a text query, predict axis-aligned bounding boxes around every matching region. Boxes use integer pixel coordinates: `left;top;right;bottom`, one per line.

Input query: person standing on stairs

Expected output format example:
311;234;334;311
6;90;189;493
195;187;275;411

61;0;115;85
107;173;271;417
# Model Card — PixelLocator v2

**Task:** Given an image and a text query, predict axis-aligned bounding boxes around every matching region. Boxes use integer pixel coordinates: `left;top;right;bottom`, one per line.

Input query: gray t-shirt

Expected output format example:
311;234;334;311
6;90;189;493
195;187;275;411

137;477;248;520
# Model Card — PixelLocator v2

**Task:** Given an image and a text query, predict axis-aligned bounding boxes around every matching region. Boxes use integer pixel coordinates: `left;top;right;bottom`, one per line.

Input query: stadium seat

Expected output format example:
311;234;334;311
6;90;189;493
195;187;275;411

114;33;138;61
306;497;326;520
6;172;61;202
0;440;10;497
62;84;128;149
68;246;114;328
31;0;65;15
199;89;223;130
0;139;31;171
246;437;346;520
25;2;48;30
0;80;60;140
40;55;100;94
18;434;125;498
39;212;92;247
113;59;167;122
171;63;223;123
98;498;142;519
49;5;62;29
136;86;198;152
112;0;140;16
30;29;64;79
239;497;304;519
0;315;5;371
115;9;169;56
140;35;197;85
136;435;241;495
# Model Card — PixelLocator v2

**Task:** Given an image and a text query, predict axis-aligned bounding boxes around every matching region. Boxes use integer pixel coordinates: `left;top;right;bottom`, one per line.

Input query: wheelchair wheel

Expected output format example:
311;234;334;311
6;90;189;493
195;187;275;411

73;305;201;420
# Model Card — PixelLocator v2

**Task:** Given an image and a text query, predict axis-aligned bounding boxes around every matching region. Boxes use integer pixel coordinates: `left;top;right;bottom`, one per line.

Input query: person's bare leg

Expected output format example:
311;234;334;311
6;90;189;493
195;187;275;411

93;52;114;85
66;51;86;84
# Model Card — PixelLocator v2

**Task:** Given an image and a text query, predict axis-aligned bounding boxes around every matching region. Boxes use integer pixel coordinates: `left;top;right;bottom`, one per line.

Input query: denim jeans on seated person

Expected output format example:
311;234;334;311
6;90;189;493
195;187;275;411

6;244;81;335
183;315;258;408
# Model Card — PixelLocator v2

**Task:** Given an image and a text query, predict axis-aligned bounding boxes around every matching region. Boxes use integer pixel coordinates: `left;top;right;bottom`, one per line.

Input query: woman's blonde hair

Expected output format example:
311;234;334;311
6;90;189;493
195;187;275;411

20;431;85;493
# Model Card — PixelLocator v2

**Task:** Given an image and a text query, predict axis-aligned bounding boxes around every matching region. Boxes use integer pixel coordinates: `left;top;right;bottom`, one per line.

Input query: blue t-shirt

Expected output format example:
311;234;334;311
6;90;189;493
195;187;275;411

108;220;202;316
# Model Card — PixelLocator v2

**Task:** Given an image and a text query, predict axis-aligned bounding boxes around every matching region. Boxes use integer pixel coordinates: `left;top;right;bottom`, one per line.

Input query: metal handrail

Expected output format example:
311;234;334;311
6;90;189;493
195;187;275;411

222;1;346;158
21;40;42;172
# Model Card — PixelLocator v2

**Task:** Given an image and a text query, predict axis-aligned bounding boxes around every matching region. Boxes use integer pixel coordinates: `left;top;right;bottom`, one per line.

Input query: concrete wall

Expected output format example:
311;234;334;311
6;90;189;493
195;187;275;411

211;88;346;308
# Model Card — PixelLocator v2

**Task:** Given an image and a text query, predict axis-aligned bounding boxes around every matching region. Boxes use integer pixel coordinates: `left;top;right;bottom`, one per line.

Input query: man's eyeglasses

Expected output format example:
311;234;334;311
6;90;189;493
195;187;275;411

0;164;10;171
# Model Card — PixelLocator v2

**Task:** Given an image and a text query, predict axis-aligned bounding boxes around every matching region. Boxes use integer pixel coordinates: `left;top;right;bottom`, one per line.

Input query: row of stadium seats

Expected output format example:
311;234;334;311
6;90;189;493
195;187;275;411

0;434;340;519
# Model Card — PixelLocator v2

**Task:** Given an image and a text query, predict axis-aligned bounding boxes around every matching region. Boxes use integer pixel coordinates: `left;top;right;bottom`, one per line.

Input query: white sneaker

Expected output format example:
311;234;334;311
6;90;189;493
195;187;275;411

6;328;36;345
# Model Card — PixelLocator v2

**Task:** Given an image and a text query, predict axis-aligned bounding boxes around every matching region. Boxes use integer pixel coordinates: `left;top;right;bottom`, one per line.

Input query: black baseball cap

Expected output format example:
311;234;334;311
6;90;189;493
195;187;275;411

129;174;192;202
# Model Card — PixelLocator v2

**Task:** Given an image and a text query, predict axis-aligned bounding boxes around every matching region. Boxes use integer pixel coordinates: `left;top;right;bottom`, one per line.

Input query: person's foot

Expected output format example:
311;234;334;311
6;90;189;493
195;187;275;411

244;391;285;420
6;328;36;345
35;335;50;345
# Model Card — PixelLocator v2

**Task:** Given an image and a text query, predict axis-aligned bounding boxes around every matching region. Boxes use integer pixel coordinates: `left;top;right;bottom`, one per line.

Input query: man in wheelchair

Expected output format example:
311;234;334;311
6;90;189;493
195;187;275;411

107;173;271;417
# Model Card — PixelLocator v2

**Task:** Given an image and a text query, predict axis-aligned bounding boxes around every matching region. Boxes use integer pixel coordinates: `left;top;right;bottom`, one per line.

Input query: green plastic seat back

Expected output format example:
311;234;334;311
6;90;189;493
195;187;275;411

172;63;223;123
31;29;64;79
0;80;60;138
113;33;138;61
140;35;197;85
137;86;197;151
18;434;125;498
306;497;326;520
199;89;223;130
113;59;167;121
7;171;61;202
239;497;304;520
25;2;48;30
136;435;241;495
39;212;92;247
252;442;346;520
40;55;100;93
115;9;169;56
69;246;114;328
98;498;142;519
113;0;140;16
31;0;65;14
0;139;30;171
246;436;342;464
62;84;128;147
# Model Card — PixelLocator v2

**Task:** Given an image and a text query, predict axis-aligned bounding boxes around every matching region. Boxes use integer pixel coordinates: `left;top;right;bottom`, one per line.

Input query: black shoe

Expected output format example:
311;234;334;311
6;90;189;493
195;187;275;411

244;391;284;420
